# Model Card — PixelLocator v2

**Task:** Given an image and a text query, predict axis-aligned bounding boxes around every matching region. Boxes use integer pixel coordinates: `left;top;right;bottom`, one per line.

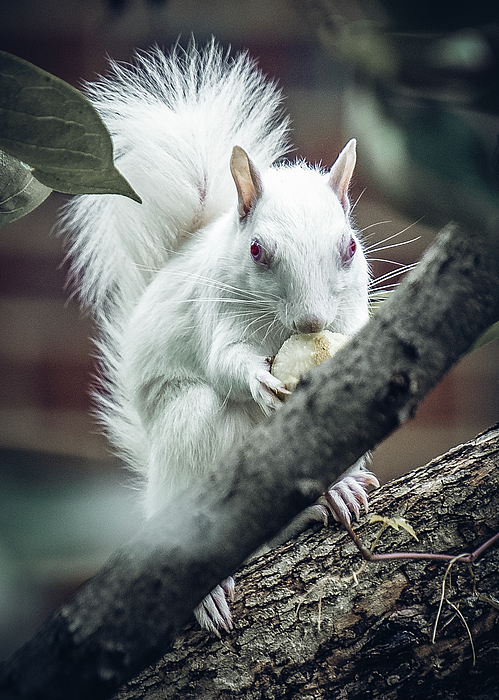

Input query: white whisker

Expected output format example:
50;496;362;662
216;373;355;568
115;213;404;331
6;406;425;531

350;188;366;214
179;297;271;305
369;257;412;267
370;284;398;294
360;220;392;236
367;236;420;253
134;263;282;304
163;269;281;303
371;262;418;287
365;218;424;252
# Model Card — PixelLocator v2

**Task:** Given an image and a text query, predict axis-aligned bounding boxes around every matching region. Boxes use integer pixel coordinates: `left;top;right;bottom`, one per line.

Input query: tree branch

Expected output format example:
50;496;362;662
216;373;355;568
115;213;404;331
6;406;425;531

1;221;499;699
115;424;499;699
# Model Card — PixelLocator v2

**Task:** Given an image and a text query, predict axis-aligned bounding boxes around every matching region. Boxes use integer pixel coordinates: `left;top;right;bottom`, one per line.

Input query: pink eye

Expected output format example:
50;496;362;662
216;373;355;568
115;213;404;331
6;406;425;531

341;235;357;265
250;239;271;266
250;240;262;261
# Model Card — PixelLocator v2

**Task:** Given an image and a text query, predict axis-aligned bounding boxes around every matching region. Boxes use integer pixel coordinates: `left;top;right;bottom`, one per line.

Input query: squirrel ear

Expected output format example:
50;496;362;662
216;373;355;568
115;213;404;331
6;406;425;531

328;138;357;214
230;146;263;218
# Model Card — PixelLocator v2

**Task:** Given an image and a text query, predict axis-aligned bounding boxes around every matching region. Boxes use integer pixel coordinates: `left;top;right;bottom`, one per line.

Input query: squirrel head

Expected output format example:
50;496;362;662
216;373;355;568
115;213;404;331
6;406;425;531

228;140;369;339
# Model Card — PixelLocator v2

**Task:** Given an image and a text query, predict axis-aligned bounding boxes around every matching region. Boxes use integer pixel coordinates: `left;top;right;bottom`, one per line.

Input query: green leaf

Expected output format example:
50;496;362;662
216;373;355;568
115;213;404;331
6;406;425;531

0;51;141;203
0;149;52;227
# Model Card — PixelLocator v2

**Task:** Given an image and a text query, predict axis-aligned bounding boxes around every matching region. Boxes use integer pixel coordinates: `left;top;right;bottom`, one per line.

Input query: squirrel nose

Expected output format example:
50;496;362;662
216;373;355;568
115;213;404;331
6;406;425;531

294;316;325;334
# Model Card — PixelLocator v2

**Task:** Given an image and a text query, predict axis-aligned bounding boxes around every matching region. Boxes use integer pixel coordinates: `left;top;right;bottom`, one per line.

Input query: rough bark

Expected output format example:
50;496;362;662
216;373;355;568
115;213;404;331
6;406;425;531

115;424;499;699
1;223;499;700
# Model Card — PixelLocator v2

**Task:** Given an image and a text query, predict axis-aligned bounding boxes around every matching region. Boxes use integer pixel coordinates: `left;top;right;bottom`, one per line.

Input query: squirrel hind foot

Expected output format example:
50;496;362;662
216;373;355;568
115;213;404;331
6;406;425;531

194;576;235;635
308;465;380;528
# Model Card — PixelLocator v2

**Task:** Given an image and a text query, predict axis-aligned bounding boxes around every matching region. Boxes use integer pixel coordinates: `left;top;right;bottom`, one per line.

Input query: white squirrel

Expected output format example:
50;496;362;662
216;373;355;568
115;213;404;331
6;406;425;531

63;40;379;633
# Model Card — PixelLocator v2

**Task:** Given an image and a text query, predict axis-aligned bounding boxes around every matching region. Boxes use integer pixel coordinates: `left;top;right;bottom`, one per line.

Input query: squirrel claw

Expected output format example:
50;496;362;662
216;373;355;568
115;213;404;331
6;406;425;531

221;575;236;602
251;369;288;414
318;468;380;528
194;576;235;635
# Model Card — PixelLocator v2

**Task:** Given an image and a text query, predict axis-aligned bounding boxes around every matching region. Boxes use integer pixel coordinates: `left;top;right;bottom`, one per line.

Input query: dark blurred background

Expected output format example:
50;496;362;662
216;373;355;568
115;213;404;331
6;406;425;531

1;0;498;658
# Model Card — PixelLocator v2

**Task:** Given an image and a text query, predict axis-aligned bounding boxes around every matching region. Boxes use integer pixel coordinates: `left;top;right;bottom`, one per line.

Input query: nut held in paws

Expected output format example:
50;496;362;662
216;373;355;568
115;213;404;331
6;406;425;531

271;330;349;397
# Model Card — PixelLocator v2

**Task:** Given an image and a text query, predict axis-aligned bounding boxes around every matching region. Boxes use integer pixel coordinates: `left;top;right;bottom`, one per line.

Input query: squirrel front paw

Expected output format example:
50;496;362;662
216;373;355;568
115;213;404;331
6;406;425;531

194;576;235;635
250;366;290;415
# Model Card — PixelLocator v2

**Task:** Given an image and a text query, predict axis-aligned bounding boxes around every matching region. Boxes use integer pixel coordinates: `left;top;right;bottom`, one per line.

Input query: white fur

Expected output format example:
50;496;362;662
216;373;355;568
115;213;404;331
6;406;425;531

63;41;289;325
121;163;370;514
63;41;369;509
62;41;371;629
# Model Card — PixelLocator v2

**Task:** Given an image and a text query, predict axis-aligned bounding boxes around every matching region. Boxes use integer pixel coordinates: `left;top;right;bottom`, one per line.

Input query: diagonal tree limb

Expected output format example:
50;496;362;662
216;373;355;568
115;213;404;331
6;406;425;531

1;220;499;700
115;425;499;700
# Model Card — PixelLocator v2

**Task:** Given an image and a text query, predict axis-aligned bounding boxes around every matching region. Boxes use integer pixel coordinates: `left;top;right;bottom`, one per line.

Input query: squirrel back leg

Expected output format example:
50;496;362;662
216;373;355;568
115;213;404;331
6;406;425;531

140;379;254;517
137;380;377;633
263;457;379;551
138;380;254;632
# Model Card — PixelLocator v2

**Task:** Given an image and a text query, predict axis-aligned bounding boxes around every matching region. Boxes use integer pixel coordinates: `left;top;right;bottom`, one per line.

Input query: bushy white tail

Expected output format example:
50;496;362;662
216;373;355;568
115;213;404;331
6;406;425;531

61;40;290;477
62;40;290;329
